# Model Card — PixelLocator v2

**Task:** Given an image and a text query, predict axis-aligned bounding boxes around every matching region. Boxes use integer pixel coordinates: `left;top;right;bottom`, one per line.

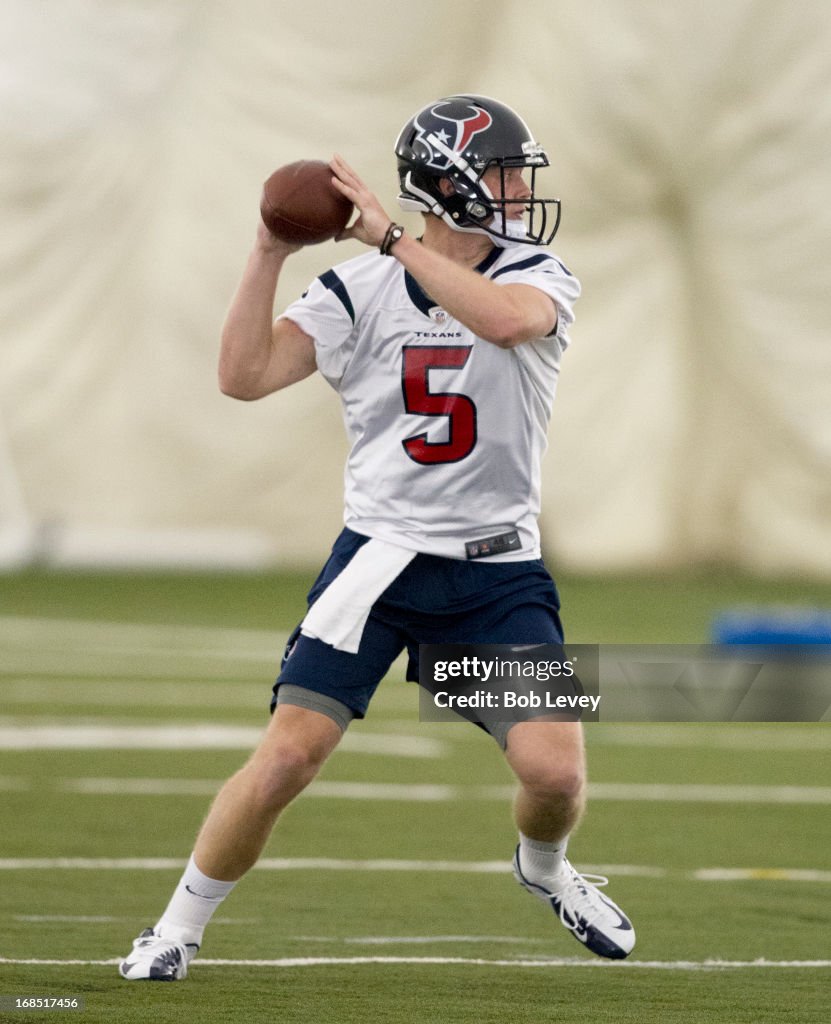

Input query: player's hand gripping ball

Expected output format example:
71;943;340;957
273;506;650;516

260;160;353;245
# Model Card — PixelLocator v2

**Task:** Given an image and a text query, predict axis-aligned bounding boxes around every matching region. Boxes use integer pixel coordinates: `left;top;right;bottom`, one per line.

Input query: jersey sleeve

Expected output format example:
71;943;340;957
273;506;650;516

278;269;357;386
490;253;582;349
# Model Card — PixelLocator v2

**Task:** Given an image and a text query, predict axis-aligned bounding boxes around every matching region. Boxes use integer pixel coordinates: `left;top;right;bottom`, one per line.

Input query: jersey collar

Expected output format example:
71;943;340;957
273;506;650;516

404;246;504;317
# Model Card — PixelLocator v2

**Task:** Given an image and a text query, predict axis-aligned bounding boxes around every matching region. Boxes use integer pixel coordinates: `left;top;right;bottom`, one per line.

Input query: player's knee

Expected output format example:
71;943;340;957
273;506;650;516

519;759;585;806
272;739;328;783
247;741;327;809
506;723;586;806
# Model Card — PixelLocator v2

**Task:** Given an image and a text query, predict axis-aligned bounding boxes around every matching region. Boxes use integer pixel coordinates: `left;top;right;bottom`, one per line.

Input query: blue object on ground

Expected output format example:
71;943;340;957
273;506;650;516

712;608;831;646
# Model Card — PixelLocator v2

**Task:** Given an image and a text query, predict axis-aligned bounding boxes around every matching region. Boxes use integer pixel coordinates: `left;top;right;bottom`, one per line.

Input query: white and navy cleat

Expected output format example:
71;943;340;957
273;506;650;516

513;847;635;959
119;928;198;981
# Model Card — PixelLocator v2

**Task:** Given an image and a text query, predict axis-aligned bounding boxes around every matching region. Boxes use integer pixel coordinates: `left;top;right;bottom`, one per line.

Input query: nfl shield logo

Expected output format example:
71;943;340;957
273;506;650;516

429;307;448;324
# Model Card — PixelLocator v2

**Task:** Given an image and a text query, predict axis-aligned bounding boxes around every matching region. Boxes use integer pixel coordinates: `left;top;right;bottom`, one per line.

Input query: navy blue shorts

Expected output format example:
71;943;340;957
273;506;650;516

272;528;564;723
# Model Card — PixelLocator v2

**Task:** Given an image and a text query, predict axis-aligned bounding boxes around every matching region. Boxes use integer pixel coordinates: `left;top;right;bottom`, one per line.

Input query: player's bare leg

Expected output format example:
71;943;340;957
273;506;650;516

506;721;586;844
194;703;343;879
505;720;635;959
120;703;343;980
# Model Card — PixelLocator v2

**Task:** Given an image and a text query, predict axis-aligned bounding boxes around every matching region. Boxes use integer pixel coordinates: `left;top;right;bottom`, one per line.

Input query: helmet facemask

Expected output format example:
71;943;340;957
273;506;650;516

444;159;561;246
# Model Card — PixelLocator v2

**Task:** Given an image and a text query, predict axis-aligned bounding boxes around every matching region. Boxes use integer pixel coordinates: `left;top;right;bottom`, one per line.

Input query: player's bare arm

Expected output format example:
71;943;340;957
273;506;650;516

330;153;557;349
218;223;316;401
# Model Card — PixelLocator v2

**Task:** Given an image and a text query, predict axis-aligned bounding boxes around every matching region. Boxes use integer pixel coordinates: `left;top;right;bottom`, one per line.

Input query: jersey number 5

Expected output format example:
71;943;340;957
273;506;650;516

401;345;477;465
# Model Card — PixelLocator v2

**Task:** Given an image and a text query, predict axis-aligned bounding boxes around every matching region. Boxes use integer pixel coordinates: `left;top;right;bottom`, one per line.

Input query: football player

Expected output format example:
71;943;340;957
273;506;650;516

120;95;634;981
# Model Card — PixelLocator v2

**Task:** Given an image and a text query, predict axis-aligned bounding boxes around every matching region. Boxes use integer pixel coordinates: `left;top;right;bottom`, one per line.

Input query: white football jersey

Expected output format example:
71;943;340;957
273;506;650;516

281;245;581;561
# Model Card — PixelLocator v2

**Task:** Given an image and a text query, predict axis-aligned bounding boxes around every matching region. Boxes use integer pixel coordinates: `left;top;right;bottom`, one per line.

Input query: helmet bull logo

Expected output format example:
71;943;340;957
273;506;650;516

412;102;494;171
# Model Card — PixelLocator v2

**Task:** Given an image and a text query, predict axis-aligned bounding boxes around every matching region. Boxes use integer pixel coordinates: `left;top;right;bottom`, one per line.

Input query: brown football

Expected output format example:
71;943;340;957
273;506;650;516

259;159;353;245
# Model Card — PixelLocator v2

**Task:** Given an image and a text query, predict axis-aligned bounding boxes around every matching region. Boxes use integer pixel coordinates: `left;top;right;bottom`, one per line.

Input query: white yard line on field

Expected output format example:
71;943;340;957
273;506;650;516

0;616;288;678
51;775;831;804
0;775;30;790
0;955;828;970
0;679;269;708
587;782;831;804
0;725;446;758
12;915;122;923
693;867;831;882
304;935;545;945
0;724;268;750
9;923;540;941
0;857;827;883
0;616;285;655
585;723;831;751
4;771;831;803
62;778;474;800
12;914;255;924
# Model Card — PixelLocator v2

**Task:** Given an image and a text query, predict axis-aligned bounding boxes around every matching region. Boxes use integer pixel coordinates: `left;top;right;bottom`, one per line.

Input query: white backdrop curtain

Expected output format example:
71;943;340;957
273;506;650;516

1;0;829;574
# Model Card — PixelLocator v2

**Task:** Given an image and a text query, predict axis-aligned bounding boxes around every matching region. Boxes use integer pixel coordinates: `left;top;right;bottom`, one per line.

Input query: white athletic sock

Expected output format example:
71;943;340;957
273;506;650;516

517;832;569;891
154;854;237;947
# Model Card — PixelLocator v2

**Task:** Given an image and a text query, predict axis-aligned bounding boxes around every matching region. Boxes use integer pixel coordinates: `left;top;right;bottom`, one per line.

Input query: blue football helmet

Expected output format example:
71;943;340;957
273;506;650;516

394;94;561;246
